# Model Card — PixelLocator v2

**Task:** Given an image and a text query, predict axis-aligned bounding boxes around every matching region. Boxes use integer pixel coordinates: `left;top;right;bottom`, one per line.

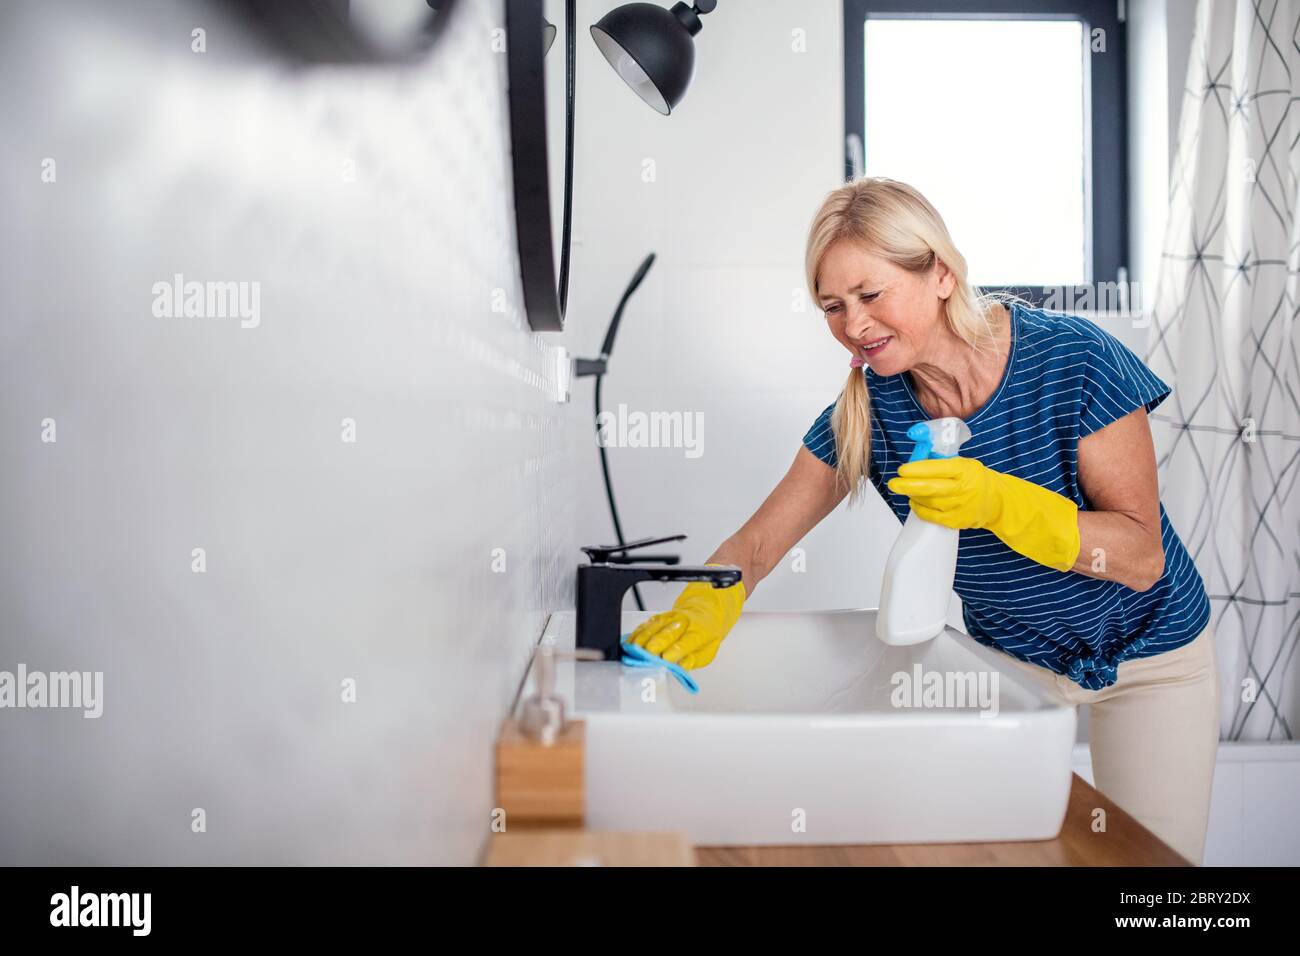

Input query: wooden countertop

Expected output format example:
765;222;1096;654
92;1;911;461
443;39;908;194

695;773;1191;866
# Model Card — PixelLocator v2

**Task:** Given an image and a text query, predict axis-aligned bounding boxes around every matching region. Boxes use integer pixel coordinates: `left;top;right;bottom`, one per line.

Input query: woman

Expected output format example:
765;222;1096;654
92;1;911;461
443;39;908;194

626;177;1220;865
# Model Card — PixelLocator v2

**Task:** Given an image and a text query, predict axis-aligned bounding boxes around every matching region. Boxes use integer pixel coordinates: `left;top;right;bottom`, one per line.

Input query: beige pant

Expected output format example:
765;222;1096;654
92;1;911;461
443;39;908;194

1000;624;1220;865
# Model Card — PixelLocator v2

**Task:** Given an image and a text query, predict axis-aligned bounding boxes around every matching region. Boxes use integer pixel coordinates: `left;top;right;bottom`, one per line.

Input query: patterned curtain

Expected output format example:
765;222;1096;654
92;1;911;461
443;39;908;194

1146;0;1300;740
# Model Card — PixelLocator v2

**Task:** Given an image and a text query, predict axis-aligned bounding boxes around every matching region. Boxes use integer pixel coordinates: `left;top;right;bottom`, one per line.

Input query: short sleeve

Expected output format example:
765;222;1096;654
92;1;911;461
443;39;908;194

802;400;838;468
1078;329;1171;438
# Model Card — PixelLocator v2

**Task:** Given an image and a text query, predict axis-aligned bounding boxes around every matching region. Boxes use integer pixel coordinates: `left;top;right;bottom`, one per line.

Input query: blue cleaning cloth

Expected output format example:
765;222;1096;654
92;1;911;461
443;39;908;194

620;634;700;694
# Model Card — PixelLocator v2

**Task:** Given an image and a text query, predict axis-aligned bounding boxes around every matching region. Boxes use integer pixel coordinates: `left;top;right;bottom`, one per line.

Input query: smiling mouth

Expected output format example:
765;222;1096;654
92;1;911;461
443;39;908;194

858;336;892;358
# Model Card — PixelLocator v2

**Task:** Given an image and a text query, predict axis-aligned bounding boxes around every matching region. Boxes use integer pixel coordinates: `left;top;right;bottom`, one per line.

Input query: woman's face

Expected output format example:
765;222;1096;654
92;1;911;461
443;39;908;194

816;240;955;377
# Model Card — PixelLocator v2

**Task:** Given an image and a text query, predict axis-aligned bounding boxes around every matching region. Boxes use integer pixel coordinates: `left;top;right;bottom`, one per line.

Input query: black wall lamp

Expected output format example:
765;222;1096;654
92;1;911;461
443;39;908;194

506;1;719;332
591;0;716;115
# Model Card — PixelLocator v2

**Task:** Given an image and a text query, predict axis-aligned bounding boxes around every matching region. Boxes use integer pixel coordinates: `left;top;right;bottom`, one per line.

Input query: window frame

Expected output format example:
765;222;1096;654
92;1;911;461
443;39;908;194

842;0;1129;309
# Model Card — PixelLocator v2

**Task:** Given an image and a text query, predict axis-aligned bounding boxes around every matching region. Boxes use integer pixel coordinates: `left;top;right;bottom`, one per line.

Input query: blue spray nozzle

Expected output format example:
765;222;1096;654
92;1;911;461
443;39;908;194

905;417;972;463
906;422;933;463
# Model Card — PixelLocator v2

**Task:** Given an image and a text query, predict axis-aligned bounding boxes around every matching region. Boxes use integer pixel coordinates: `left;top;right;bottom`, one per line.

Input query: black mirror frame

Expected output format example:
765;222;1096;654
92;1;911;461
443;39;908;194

506;0;574;332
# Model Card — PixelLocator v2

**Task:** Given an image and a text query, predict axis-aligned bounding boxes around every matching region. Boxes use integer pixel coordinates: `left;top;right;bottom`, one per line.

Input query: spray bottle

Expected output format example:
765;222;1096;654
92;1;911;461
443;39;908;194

875;416;973;646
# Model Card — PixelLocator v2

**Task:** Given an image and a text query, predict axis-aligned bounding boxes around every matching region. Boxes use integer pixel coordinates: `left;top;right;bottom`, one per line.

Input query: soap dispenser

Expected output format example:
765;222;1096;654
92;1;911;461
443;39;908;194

495;643;602;829
875;417;972;646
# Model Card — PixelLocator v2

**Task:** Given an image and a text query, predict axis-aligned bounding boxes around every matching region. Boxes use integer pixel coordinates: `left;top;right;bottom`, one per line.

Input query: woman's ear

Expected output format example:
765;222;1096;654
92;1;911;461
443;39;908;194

933;257;957;301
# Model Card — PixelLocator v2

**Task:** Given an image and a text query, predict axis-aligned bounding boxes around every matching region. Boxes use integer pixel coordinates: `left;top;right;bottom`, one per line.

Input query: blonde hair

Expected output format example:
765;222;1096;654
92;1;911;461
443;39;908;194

805;176;1023;507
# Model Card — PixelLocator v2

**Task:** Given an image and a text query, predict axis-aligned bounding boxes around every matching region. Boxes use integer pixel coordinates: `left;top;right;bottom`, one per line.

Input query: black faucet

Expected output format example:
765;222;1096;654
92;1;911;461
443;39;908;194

575;534;742;661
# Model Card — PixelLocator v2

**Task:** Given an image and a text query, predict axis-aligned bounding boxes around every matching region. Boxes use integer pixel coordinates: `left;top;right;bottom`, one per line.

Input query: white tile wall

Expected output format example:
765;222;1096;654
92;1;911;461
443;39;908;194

0;0;581;864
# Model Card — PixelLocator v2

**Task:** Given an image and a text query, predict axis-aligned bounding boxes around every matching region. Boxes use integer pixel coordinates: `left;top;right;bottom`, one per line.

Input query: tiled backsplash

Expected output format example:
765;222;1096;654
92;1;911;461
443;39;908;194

0;0;581;863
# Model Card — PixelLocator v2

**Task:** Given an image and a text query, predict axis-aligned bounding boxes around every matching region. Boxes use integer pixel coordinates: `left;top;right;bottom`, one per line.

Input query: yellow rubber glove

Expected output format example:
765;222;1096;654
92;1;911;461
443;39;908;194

886;456;1081;572
625;563;746;670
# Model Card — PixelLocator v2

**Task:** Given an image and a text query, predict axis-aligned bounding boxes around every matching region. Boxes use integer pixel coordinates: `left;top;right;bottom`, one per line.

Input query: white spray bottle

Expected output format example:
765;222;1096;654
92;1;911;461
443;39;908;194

875;416;973;646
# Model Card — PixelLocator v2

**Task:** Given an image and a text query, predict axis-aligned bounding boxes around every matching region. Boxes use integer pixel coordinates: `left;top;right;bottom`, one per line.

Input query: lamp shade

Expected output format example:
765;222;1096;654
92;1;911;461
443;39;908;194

590;2;711;115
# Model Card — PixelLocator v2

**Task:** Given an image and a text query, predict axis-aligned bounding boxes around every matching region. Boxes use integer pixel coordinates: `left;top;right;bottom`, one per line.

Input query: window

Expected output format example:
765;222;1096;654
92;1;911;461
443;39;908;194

843;0;1128;308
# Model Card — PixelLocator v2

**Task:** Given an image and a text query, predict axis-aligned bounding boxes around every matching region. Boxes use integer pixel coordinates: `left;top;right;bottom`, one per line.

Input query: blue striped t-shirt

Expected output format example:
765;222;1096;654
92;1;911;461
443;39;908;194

801;303;1211;690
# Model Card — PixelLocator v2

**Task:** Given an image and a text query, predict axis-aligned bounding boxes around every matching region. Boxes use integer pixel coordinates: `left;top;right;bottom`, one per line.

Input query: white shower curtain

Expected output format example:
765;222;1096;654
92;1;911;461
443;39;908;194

1146;0;1300;740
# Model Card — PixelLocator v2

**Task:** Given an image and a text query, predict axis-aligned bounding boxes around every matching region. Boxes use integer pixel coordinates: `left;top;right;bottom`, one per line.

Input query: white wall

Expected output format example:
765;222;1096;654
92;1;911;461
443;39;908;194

0;0;581;864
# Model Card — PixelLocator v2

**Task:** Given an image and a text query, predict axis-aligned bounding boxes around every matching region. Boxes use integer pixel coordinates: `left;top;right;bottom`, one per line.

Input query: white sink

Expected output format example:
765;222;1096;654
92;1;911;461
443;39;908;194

518;609;1076;847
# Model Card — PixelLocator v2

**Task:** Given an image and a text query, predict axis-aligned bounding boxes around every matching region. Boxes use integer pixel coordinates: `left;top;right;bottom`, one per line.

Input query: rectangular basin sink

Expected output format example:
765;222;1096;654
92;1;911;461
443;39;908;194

517;609;1076;847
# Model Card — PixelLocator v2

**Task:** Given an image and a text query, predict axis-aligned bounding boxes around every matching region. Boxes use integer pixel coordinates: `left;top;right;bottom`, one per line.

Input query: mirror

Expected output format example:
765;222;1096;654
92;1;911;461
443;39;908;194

507;1;717;332
506;0;573;332
544;0;572;329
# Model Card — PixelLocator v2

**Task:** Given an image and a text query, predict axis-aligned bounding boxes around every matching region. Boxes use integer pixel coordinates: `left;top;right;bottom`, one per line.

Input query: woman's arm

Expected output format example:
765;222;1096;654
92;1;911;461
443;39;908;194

704;444;849;598
1071;406;1165;590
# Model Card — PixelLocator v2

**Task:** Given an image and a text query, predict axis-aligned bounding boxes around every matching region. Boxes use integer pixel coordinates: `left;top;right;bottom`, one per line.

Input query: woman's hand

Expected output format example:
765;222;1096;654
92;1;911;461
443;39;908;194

887;456;1081;572
625;564;746;669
